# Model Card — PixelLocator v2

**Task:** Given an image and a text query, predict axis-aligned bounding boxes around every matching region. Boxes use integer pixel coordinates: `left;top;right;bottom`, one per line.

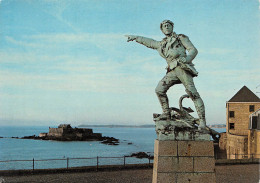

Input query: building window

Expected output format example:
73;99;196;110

249;105;255;112
229;123;235;129
252;116;257;129
229;111;235;118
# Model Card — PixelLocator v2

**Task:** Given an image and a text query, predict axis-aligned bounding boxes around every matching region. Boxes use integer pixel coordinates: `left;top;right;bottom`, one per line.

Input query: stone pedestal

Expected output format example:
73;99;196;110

152;140;216;183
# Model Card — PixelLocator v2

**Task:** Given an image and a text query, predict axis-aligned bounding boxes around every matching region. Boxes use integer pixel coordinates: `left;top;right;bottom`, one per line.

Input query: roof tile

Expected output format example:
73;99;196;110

228;86;260;102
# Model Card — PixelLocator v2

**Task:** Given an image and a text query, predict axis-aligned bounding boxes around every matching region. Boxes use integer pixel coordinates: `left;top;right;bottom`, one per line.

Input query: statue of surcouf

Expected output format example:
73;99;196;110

126;20;206;130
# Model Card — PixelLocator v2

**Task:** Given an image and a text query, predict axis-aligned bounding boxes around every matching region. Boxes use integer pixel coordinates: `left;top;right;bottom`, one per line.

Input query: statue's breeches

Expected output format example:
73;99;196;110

155;66;196;95
155;66;205;119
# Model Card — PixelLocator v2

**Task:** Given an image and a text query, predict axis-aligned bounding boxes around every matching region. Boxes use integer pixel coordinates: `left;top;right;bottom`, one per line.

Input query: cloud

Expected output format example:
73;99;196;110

1;32;259;125
199;48;235;55
4;33;133;61
2;33;258;99
0;57;155;95
204;68;260;83
1;33;163;72
25;32;124;44
41;0;80;33
5;36;40;48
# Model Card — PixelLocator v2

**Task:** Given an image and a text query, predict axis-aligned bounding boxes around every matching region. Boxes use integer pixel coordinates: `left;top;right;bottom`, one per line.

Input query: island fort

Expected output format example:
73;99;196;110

39;124;102;141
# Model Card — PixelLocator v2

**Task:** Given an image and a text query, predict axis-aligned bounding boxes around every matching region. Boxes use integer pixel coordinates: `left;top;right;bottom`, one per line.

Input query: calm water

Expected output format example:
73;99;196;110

0;126;225;170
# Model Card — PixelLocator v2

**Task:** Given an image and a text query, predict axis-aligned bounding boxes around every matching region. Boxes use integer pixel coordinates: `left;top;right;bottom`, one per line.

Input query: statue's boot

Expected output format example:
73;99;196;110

156;93;171;120
198;119;206;130
193;98;206;130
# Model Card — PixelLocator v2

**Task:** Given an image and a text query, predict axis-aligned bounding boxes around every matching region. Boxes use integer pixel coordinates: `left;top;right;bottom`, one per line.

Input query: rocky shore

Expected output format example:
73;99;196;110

17;135;120;145
130;152;154;159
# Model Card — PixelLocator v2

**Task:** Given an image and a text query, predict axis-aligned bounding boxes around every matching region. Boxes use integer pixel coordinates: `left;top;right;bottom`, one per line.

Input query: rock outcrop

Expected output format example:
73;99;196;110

130;152;152;159
101;136;119;145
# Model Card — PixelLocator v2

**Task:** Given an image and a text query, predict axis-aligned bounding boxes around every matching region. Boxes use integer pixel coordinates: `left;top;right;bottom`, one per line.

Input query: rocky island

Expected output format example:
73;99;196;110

39;124;102;141
21;124;119;145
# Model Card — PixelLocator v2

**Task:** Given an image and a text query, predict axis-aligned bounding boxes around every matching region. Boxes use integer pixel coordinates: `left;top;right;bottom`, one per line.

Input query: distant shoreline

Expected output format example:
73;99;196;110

78;124;155;128
78;124;226;129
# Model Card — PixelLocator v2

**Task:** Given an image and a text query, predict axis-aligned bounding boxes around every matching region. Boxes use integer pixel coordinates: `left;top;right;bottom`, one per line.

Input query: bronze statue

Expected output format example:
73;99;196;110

126;20;206;130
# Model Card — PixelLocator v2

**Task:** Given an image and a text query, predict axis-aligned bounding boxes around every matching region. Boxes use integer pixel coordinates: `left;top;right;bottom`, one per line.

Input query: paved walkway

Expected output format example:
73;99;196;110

1;164;259;183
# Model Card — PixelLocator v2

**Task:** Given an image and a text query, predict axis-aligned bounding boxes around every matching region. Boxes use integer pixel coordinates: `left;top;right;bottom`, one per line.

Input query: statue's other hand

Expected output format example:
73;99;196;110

179;57;190;64
179;57;186;63
125;35;137;42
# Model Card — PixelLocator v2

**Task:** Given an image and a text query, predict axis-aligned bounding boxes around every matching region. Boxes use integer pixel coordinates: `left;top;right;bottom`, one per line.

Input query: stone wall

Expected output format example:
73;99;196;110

48;128;64;137
226;103;260;136
39;133;48;137
72;128;93;135
90;133;102;139
248;130;260;158
46;126;102;140
226;133;248;159
219;133;227;150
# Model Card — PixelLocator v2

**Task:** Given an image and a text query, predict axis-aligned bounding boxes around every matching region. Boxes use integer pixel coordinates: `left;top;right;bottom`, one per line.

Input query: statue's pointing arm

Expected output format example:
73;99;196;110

125;35;160;50
179;34;198;63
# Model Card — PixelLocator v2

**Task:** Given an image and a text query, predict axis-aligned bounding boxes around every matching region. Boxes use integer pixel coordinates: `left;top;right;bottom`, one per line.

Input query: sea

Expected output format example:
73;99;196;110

0;126;225;170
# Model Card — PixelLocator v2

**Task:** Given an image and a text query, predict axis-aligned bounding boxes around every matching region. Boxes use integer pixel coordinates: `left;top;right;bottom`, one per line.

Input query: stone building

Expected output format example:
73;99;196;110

225;86;260;159
248;109;260;158
40;124;102;141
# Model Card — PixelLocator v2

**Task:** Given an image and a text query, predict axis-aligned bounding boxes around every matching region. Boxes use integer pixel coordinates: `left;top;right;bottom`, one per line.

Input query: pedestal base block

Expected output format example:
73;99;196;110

152;140;216;183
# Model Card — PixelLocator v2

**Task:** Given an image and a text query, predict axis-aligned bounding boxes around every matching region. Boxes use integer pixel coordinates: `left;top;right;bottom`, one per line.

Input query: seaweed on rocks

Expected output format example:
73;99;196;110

130;152;151;159
101;136;119;145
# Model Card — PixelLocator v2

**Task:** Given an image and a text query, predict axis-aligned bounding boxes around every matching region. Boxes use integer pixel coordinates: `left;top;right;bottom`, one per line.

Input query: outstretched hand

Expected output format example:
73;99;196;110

125;35;137;42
